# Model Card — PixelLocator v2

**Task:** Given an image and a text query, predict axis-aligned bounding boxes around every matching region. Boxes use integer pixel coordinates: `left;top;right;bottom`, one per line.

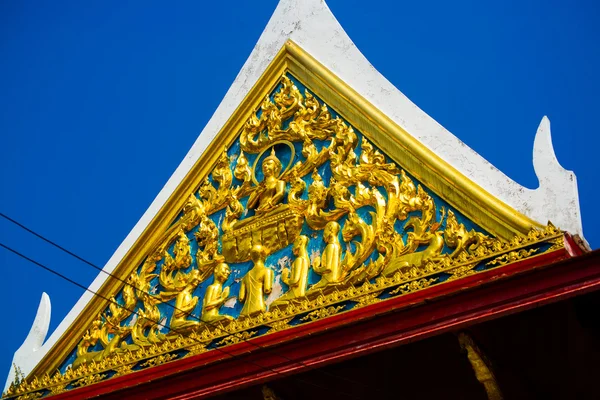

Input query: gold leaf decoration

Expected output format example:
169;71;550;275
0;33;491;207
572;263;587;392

138;354;178;369
300;305;345;322
7;73;565;399
71;373;107;388
215;331;258;347
487;249;538;267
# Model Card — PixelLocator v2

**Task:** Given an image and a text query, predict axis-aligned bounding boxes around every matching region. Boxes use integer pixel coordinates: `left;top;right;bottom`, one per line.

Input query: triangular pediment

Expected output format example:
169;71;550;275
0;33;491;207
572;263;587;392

5;42;564;399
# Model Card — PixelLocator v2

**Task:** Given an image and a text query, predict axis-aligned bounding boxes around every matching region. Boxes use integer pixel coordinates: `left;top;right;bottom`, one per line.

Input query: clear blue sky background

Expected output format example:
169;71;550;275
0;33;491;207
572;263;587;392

0;0;598;383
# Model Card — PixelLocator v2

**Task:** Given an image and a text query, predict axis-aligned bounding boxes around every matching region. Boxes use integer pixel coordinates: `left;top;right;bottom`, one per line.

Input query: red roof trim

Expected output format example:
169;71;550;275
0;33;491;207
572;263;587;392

50;241;600;399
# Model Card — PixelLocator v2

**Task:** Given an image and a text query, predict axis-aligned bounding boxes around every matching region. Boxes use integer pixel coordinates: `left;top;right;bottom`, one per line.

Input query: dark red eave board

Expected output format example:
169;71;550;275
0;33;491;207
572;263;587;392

47;234;598;400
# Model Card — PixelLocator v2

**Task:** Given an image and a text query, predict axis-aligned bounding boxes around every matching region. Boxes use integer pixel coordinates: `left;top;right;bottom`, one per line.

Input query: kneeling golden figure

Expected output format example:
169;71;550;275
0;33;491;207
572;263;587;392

170;269;202;332
201;262;234;323
310;221;343;291
271;235;310;307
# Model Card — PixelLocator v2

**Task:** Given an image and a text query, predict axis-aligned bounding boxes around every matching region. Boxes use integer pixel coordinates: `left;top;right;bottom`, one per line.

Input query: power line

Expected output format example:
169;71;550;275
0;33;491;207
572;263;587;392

0;211;381;394
0;213;383;395
0;240;362;399
0;212;97;271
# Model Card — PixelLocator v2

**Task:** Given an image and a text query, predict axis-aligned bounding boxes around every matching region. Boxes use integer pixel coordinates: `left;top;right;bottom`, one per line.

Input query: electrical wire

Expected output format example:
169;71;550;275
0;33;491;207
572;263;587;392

0;213;382;396
0;212;381;393
0;241;362;399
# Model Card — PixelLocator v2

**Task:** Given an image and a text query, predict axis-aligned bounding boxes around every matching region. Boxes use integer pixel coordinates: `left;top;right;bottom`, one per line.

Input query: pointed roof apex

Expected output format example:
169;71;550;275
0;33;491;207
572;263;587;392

209;0;583;237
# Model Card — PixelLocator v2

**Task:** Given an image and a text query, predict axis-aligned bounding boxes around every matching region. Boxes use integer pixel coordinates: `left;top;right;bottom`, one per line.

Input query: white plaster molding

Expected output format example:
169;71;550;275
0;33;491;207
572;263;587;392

6;0;584;387
4;293;51;392
531;116;583;235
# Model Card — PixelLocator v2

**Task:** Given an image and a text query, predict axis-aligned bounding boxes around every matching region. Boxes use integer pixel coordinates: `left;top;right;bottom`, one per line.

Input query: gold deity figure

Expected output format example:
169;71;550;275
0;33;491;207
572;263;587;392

173;230;192;268
239;245;274;316
201;263;234;323
247;147;286;214
170;269;202;332
271;235;310;307
310;221;343;290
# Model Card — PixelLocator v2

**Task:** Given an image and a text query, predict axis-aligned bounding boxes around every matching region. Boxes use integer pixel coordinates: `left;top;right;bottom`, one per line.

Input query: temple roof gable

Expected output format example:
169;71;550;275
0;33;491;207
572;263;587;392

3;0;583;396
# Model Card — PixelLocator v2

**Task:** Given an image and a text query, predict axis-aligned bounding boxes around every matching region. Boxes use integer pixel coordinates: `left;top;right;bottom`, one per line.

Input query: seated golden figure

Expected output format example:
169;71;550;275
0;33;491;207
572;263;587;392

170;269;202;332
310;221;343;291
247;147;286;215
223;147;303;263
239;245;274;316
271;235;310;307
201;263;234;323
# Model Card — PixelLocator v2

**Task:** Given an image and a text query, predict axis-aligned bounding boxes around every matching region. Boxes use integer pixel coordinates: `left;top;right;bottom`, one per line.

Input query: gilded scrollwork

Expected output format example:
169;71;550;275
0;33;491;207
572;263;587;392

486;249;538;267
16;393;42;400
300;305;345;322
4;73;567;400
138;354;178;369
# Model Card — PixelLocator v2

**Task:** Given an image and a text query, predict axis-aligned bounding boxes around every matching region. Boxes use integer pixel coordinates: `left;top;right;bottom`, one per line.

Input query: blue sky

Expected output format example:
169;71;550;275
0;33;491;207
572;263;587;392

1;0;598;383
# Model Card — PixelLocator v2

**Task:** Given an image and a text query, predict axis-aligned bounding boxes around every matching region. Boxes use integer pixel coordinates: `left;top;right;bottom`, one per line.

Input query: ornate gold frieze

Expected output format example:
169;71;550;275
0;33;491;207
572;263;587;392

300;305;345;322
138;354;178;369
4;227;560;399
4;71;565;399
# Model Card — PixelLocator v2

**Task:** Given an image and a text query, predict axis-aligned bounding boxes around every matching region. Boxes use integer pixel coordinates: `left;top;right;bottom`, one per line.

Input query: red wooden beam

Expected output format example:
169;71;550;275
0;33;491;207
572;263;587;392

50;241;600;399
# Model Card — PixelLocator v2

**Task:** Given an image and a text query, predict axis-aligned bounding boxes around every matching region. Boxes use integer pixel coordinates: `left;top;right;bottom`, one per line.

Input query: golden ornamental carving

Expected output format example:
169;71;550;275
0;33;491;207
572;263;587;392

71;373;107;389
215;331;258;347
266;317;294;334
446;264;479;282
388;278;438;295
138;354;178;369
300;305;345;322
184;343;208;358
46;386;66;396
15;394;42;400
351;291;383;309
4;74;566;400
487;249;538;267
548;236;565;252
112;364;133;378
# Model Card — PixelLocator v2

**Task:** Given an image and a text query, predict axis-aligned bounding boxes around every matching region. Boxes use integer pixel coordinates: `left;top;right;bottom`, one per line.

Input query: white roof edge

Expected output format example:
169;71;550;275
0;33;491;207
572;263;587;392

4;293;50;392
6;0;584;389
